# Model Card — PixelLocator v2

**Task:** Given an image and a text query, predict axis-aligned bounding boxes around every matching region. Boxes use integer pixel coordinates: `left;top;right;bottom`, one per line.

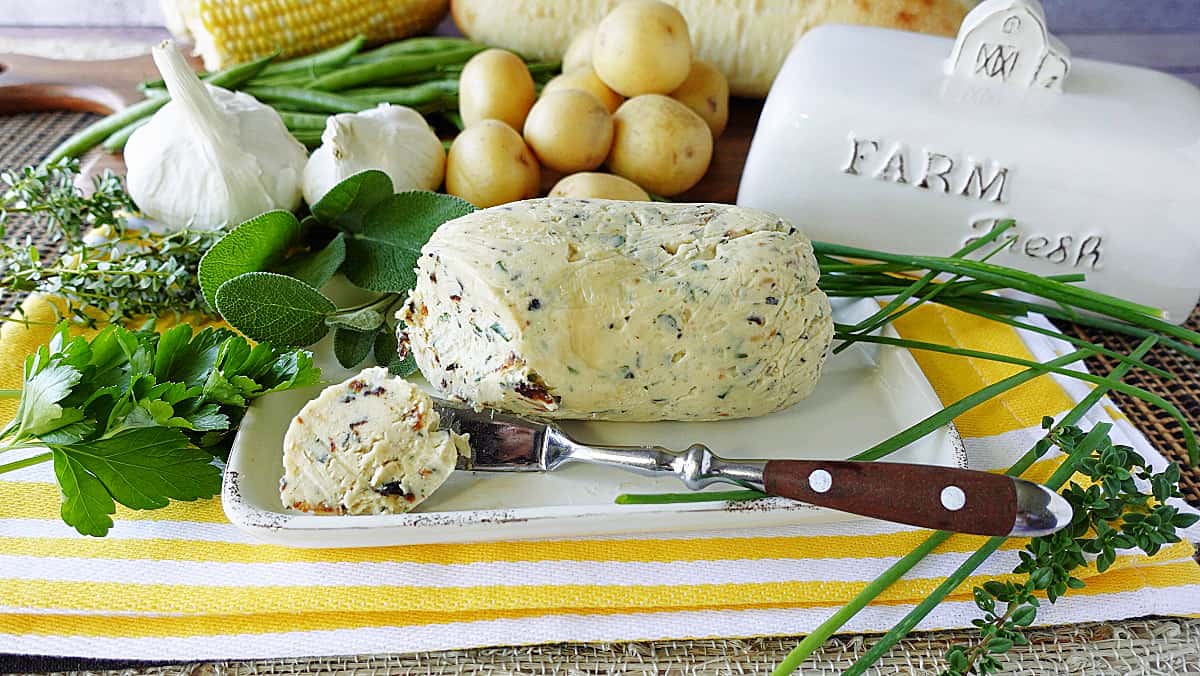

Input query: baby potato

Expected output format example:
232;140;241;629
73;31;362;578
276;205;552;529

523;90;613;173
593;0;692;97
607;94;712;197
458;49;536;129
562;25;597;73
542;67;624;114
549;172;650;201
670;60;729;138
446;120;540;208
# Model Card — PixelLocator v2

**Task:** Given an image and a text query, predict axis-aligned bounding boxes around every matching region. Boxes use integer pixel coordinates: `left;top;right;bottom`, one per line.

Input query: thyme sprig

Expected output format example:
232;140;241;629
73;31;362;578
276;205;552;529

940;425;1198;675
0;159;132;241
0;160;218;325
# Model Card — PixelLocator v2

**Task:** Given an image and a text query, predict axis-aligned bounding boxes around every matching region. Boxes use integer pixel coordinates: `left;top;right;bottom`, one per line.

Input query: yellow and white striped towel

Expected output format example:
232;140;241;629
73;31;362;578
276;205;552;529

0;294;1197;660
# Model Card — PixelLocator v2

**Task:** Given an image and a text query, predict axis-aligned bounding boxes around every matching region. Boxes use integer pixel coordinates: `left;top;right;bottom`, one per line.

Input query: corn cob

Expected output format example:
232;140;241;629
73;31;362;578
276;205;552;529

160;0;449;70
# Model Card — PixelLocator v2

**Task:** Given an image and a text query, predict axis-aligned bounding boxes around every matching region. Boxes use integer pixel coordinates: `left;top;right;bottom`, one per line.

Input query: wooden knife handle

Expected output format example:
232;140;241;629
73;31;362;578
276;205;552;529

763;460;1018;536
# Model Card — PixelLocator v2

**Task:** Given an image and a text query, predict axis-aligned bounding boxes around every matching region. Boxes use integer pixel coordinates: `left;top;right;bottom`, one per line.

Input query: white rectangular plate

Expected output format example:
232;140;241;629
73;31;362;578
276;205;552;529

223;298;965;547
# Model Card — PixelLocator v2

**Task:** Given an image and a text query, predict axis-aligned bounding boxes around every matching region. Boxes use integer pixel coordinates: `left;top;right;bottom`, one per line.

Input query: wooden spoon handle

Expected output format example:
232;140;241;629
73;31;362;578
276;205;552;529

762;460;1067;537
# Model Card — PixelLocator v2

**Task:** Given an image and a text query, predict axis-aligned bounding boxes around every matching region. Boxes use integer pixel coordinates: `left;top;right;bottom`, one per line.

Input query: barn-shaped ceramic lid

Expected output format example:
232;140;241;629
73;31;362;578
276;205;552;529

738;0;1200;324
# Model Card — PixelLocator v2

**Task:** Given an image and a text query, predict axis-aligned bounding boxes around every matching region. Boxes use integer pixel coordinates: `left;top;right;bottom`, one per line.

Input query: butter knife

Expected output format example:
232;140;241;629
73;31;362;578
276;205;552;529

438;403;1072;538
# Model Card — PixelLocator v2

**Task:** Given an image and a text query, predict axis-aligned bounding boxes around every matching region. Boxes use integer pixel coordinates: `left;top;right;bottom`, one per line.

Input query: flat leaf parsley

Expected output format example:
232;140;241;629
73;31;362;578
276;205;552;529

0;322;320;535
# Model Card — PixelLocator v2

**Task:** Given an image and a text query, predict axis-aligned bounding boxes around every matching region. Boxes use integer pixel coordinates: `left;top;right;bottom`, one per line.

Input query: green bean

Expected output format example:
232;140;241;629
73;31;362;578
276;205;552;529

343;79;458;106
39;97;159;167
433;60;558;78
258;35;365;78
246;71;328;88
347;37;481;65
443;111;464;132
100;117;150;152
350;69;450;88
278;111;330;130
139;50;278;92
42;51;278;166
309;45;487;91
245;86;373;113
343;95;459;116
287;129;324;148
410;96;459;115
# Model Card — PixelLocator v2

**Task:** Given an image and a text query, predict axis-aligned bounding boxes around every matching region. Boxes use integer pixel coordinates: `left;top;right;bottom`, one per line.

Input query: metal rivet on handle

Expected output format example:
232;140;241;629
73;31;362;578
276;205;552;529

808;469;832;493
941;485;966;511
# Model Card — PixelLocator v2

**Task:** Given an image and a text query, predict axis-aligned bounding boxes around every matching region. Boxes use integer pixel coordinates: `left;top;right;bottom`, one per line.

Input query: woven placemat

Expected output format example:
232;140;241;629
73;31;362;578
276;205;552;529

1;112;1198;676
1067;310;1200;504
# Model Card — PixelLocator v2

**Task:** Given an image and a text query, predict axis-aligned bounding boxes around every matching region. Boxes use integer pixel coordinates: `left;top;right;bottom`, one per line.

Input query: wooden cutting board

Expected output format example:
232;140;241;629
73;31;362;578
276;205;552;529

0;49;761;203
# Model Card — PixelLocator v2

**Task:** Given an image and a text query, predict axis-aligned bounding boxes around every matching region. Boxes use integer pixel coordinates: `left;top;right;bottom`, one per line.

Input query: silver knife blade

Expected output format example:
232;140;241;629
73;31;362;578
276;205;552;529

436;401;551;471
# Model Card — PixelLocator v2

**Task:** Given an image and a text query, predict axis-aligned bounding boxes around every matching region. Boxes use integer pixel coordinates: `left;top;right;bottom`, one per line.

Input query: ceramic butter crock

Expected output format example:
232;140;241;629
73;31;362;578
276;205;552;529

739;0;1200;323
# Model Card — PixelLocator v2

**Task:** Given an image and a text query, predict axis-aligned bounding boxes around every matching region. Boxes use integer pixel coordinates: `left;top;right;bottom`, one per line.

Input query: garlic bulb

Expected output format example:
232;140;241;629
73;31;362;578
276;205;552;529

125;41;307;231
302;104;446;205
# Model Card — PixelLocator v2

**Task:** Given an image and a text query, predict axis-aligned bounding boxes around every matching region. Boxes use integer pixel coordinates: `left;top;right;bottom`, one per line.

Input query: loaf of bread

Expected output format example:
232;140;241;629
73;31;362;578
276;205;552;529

450;0;969;97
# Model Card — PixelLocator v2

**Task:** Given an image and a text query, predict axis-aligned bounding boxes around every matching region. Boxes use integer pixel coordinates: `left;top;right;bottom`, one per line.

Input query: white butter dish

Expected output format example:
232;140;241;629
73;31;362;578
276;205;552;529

738;0;1200;323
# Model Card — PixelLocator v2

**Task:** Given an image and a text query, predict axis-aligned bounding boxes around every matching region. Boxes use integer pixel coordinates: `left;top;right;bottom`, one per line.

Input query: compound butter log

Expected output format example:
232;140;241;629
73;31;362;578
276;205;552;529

401;199;834;421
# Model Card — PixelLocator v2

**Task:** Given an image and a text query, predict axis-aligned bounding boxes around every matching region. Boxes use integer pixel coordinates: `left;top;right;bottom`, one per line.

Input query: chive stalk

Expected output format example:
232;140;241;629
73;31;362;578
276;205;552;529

850;348;1093;462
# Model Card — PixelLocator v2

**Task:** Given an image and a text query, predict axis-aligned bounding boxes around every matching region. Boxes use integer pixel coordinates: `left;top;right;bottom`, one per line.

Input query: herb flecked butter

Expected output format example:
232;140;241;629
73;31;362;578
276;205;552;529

400;199;833;421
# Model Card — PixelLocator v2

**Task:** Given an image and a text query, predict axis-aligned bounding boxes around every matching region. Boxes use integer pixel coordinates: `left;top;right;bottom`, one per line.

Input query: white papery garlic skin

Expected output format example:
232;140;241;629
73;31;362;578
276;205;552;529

125;41;307;231
302;104;446;205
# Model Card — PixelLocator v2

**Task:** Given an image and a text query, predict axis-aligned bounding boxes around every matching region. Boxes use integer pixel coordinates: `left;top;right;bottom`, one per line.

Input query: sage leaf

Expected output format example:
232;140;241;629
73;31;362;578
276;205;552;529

326;306;385;332
199;210;302;307
391;352;418;377
215;272;336;347
274;232;346;289
310;169;393;233
341;191;474;293
374;327;417;377
374;325;399;364
333;326;376;369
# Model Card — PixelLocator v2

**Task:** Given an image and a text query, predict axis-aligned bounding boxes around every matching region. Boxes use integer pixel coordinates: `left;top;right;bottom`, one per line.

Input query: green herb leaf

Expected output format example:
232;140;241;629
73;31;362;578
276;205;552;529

1010;605;1037;627
326;306;386;332
152;324;224;388
50;427;220;536
215;272;337;347
198;210;302;307
390;352;419;377
13;361;82;438
340;191;474;293
52;447;117;537
374;324;419;376
374;326;400;364
274;232;346;289
333;326;376;368
310;169;394;233
2;319;319;535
